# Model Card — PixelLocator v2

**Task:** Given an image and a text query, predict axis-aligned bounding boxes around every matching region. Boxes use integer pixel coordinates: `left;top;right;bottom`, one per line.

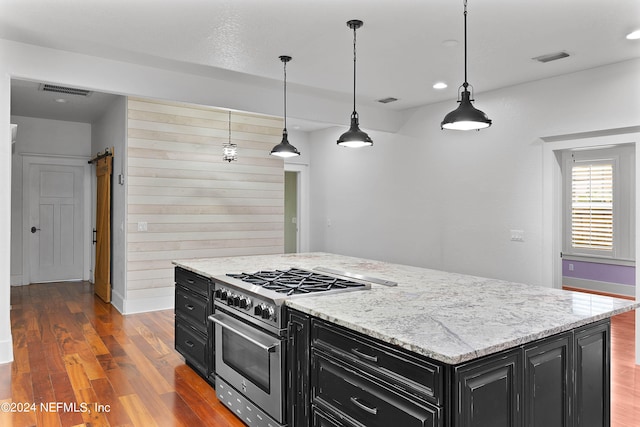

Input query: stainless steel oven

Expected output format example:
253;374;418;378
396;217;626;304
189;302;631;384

209;268;377;427
211;308;286;426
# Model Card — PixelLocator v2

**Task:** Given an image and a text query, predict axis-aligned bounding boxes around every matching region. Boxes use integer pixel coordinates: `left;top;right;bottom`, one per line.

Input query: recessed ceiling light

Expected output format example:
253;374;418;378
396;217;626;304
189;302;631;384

433;82;448;89
442;39;459;48
626;30;640;40
54;98;67;103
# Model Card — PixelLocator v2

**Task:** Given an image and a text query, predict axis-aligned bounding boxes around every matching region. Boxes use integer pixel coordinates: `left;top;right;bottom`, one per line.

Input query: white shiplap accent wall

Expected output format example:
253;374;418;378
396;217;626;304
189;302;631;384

126;98;284;307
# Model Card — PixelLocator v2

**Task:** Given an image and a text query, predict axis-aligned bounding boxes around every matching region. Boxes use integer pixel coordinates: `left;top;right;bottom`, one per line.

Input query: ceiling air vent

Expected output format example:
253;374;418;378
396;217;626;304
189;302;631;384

532;51;570;63
39;84;93;96
377;97;398;104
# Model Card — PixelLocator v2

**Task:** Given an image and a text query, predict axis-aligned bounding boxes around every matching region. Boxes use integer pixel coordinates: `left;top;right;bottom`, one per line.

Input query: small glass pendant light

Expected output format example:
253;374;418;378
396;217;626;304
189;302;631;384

223;110;238;162
337;19;373;148
270;55;301;158
441;0;492;131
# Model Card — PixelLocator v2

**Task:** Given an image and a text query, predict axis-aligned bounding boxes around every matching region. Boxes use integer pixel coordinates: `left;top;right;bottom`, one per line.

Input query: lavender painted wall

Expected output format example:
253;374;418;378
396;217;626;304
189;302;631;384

562;259;635;286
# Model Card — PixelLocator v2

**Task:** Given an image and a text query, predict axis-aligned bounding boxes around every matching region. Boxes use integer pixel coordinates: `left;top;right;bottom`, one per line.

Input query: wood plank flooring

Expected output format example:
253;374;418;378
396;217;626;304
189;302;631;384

1;281;638;426
2;282;244;427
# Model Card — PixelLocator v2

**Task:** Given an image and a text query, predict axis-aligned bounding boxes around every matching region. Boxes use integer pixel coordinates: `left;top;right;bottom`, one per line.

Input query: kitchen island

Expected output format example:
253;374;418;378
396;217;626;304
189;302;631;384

174;252;638;427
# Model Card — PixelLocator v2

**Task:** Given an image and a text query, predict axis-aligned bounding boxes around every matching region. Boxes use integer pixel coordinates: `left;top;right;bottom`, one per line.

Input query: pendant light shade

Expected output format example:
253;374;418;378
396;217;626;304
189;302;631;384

441;0;492;131
271;55;300;158
337;19;372;148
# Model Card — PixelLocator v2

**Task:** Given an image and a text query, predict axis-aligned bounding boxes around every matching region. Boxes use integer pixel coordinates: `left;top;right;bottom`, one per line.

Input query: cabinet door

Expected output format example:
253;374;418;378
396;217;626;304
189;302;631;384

454;349;521;427
288;309;312;427
523;332;572;427
575;320;610;427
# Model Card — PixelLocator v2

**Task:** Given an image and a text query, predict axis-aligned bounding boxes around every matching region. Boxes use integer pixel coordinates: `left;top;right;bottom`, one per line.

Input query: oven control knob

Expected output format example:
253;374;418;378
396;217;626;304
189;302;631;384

239;297;251;309
219;289;228;301
262;306;275;320
254;305;263;316
226;294;235;305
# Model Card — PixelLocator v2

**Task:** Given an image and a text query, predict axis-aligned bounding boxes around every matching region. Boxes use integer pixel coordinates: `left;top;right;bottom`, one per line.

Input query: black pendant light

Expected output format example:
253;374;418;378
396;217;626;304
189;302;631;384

337;19;373;148
441;0;492;131
271;55;301;158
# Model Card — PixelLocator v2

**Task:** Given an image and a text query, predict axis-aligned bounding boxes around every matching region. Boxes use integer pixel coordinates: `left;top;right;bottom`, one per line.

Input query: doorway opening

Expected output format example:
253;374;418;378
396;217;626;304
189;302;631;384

542;129;638;297
284;163;308;253
284;171;298;253
559;145;635;297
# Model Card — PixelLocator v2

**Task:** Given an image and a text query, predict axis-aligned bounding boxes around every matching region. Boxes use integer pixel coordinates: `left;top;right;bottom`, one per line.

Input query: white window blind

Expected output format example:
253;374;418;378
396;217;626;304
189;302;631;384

571;163;613;251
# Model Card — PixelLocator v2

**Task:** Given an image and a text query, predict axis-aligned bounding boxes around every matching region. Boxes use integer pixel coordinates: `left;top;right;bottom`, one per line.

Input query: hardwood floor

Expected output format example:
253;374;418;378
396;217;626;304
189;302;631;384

2;282;244;427
611;309;640;426
1;282;638;426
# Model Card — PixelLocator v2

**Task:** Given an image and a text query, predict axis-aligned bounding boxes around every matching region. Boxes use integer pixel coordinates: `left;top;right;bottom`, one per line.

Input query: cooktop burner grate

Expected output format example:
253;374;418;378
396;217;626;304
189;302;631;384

226;268;367;296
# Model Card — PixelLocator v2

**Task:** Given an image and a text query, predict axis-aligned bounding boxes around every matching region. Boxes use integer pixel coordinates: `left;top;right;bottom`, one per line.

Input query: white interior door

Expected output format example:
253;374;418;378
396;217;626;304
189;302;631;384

28;163;84;282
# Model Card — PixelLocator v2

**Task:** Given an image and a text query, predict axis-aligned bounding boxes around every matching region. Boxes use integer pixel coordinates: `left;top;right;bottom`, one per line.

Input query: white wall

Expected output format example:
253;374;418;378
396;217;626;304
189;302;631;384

1;72;12;363
308;59;640;287
90;96;127;311
10;116;91;284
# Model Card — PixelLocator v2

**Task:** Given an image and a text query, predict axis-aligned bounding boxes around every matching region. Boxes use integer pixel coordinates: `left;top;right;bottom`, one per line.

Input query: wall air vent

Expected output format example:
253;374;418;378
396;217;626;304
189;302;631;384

532;51;570;63
39;84;93;96
377;97;398;104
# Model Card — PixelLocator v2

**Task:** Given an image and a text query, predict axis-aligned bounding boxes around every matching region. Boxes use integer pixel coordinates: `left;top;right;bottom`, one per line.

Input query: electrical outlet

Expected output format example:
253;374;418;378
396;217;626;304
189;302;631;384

569;263;574;271
137;221;148;232
510;229;524;242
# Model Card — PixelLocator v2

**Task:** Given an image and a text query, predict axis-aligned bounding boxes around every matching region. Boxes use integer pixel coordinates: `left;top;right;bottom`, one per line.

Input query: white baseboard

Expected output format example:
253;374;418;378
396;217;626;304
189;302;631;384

563;277;635;297
0;336;14;364
110;289;125;314
121;288;174;314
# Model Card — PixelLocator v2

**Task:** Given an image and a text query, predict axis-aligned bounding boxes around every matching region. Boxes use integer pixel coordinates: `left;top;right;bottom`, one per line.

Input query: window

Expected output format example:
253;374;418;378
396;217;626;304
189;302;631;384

571;162;613;251
562;145;635;261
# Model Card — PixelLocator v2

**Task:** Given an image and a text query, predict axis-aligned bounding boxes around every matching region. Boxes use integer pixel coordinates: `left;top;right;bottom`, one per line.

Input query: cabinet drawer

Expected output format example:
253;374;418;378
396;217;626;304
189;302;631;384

175;287;208;332
312;319;443;404
175;321;208;375
312;351;441;427
313;406;357;427
175;267;209;296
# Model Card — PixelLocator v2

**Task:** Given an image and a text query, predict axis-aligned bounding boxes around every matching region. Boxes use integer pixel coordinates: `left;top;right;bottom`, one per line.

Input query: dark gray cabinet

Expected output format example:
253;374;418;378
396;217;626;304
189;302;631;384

310;318;443;427
523;332;572;427
289;308;612;427
288;309;312;427
174;267;214;382
574;321;610;427
454;349;521;427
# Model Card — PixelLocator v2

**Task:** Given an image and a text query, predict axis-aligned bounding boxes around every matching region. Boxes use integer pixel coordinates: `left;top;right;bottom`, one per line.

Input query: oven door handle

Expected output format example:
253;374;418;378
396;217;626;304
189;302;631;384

211;314;277;352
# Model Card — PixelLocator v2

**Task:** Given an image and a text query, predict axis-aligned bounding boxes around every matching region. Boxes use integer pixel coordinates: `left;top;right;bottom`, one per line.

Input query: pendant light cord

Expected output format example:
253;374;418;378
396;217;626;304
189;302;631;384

352;24;357;115
283;60;288;130
463;0;468;88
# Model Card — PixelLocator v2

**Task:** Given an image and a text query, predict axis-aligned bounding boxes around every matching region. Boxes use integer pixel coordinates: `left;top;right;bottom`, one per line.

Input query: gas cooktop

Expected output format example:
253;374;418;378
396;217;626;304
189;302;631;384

226;267;370;296
213;267;375;330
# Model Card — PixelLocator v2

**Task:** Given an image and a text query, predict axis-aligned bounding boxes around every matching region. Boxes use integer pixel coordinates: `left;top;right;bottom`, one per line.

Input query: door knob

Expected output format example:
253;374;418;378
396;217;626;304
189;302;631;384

30;226;40;233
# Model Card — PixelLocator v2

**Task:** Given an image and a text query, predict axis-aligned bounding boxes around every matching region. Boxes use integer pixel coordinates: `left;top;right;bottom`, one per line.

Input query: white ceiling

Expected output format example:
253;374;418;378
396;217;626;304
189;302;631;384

3;0;640;125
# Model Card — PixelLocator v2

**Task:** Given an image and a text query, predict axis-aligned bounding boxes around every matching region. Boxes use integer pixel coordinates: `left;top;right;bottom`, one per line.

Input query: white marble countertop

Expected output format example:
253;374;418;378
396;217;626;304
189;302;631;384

173;252;638;364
